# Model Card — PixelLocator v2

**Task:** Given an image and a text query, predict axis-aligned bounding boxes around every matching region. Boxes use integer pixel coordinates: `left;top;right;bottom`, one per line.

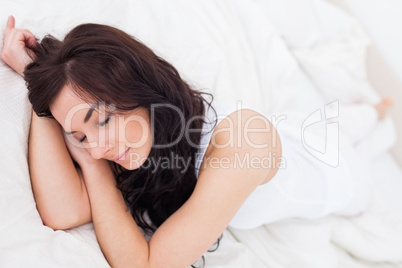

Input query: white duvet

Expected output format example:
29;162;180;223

0;0;401;267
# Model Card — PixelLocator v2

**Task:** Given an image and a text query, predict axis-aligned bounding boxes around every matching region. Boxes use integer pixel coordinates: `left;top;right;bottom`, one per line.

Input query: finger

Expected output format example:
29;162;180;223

26;48;36;61
24;29;37;40
5;15;15;35
21;29;37;48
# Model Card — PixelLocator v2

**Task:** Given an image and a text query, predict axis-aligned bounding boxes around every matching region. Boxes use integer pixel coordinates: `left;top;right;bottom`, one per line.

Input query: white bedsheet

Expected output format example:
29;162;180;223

0;0;401;267
204;152;402;268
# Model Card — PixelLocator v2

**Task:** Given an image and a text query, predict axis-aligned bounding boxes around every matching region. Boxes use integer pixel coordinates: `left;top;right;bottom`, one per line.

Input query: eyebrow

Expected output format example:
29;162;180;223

64;104;99;135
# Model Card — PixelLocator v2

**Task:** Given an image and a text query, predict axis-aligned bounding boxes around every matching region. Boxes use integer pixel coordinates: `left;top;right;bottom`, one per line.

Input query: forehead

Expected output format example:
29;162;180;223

50;85;94;127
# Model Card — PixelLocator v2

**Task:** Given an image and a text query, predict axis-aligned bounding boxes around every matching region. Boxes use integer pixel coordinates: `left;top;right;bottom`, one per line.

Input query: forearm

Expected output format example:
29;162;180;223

81;161;149;268
29;111;91;229
82;160;221;268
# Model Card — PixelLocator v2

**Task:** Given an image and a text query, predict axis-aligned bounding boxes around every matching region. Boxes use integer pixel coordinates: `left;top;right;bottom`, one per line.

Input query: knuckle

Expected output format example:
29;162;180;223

17;30;25;37
0;52;8;62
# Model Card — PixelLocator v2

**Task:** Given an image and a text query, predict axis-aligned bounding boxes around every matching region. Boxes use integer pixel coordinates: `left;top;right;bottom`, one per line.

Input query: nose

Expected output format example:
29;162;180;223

89;146;111;160
85;133;113;160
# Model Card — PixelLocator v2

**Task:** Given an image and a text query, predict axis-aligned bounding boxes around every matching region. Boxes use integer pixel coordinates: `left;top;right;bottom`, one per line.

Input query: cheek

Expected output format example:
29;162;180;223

125;121;141;143
117;116;150;147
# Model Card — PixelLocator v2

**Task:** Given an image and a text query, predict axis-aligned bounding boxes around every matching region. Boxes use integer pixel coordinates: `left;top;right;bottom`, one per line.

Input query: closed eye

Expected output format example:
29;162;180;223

99;116;111;127
77;116;111;143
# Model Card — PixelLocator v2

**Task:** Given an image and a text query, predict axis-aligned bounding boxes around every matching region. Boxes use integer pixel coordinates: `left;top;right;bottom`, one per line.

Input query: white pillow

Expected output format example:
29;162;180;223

0;19;110;267
0;21;37;236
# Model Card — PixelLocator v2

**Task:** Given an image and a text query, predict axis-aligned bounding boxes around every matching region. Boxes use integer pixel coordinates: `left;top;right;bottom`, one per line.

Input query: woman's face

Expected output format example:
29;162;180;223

50;85;152;170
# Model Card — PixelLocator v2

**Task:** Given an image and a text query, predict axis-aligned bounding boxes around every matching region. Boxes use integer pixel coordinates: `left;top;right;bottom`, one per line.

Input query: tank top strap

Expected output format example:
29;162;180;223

195;100;243;178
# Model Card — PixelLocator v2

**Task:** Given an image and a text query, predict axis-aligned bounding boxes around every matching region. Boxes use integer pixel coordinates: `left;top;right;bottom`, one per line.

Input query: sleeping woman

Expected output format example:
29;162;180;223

1;16;393;268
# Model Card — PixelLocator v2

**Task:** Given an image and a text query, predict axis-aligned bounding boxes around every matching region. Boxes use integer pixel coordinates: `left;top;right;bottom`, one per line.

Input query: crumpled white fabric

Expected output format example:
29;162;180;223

0;0;401;267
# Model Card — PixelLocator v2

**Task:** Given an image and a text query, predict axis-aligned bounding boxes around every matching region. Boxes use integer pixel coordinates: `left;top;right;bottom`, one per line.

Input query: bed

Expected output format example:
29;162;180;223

1;0;401;267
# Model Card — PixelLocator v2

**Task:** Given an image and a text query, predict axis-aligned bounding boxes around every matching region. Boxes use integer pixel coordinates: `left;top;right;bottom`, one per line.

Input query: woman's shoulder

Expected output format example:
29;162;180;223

199;102;282;184
204;107;279;158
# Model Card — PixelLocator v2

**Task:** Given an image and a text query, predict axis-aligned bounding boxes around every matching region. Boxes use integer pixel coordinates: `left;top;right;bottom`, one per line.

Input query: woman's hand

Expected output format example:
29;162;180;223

63;133;99;168
1;15;37;76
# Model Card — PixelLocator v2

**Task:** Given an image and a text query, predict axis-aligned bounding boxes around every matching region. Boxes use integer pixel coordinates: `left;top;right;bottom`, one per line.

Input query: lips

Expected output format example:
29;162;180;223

112;148;130;162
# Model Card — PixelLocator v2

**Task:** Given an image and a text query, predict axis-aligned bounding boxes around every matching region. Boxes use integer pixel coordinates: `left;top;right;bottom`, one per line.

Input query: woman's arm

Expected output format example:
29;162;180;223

1;17;92;230
80;109;281;268
29;112;92;230
80;161;149;267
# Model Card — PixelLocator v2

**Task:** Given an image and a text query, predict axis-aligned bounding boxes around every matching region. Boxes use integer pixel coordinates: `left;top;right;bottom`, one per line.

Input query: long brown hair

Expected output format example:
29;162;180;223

24;24;218;240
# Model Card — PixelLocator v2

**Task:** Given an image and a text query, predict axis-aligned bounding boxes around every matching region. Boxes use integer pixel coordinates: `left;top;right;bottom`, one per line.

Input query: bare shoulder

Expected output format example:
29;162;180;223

200;108;282;185
157;111;282;266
